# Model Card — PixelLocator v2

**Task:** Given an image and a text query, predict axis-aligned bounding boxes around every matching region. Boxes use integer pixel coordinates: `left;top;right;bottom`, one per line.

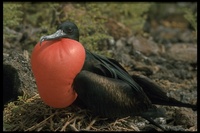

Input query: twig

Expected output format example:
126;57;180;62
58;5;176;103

85;117;97;130
25;113;55;131
69;120;79;131
60;114;75;131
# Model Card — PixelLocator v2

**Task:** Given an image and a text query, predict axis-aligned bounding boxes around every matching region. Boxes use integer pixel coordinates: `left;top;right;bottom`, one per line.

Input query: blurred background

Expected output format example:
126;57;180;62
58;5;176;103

3;2;197;55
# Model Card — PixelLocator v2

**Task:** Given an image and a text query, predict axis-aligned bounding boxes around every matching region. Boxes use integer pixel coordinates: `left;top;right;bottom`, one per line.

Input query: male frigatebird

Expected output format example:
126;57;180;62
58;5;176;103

31;21;196;131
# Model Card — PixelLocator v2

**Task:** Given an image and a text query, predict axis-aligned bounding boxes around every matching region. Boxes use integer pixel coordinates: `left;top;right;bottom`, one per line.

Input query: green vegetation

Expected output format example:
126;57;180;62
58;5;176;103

3;3;23;27
100;3;151;33
183;8;197;36
3;3;23;41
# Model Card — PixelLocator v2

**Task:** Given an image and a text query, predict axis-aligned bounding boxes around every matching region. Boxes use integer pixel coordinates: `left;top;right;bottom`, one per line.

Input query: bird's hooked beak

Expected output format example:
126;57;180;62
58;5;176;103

40;29;67;45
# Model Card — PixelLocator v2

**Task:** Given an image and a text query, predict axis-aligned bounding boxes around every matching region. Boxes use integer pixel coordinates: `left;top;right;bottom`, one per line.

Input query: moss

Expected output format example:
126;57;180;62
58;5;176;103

3;3;23;28
60;3;112;53
183;8;197;37
100;2;151;33
3;2;23;41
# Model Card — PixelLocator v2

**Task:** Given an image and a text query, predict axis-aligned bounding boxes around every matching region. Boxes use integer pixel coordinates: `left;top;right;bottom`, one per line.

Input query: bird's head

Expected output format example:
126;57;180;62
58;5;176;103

40;21;79;45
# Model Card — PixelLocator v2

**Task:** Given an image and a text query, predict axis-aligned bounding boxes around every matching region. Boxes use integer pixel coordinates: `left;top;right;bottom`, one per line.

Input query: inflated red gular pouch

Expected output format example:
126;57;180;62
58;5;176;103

31;38;85;108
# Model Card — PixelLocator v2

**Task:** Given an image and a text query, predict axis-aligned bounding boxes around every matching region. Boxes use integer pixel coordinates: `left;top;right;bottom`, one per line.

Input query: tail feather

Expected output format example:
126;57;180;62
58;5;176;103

142;116;166;131
131;74;197;111
141;105;166;131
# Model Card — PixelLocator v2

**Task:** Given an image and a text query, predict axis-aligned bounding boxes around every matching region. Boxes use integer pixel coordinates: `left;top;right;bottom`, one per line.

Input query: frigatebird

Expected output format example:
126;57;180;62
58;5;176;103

31;21;196;131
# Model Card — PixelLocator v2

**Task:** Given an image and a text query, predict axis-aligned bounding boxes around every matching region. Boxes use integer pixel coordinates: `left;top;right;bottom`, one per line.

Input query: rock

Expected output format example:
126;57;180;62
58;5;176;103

149;26;196;44
3;64;21;105
105;18;132;40
166;43;197;63
174;108;197;128
143;3;197;44
128;35;160;56
3;50;37;106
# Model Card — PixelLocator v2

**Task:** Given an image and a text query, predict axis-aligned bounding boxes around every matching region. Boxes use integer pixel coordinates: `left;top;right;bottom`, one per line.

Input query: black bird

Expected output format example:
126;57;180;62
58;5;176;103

32;21;196;131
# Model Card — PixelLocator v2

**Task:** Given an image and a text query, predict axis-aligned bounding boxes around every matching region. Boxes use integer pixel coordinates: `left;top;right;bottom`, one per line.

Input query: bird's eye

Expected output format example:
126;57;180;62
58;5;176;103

67;28;73;34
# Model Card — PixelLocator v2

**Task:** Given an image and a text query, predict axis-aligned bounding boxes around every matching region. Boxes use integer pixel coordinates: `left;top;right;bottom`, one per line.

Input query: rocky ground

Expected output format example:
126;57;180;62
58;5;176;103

3;6;197;131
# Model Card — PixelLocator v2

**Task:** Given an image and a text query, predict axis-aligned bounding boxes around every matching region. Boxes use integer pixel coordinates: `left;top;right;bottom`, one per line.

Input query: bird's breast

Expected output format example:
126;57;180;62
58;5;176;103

31;38;85;108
